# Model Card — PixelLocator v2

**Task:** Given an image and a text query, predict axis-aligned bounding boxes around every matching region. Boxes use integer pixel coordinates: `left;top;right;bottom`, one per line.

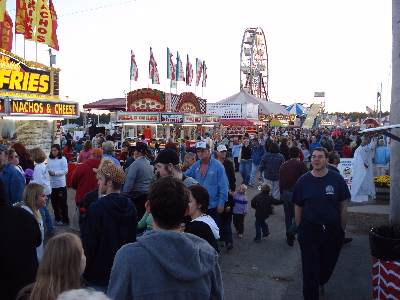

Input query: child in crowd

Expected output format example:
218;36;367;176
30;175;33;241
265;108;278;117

137;208;153;234
251;184;274;243
232;184;248;238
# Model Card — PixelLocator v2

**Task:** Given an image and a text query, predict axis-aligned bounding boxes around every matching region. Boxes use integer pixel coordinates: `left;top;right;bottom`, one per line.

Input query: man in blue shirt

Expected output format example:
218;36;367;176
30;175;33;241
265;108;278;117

293;147;350;300
249;138;264;187
185;141;228;225
309;136;321;155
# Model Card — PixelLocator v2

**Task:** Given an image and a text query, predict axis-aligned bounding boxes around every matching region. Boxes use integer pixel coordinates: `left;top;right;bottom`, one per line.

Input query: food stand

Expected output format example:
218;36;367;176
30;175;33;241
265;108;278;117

117;89;219;141
0;49;79;152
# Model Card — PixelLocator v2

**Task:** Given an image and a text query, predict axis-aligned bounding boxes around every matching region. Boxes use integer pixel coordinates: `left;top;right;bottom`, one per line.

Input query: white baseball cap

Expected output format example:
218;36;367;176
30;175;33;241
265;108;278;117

217;144;227;152
195;141;209;149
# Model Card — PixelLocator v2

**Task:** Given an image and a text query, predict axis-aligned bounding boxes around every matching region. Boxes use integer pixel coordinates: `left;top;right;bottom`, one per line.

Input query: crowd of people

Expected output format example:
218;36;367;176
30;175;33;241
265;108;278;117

0;125;391;300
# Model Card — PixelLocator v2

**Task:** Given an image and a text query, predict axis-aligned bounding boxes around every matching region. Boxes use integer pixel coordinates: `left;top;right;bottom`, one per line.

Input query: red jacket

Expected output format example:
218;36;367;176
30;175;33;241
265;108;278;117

71;158;101;205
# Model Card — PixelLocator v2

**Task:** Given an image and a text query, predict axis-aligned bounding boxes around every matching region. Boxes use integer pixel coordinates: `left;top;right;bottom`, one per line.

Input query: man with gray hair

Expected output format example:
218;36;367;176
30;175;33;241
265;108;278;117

57;289;110;300
102;141;120;166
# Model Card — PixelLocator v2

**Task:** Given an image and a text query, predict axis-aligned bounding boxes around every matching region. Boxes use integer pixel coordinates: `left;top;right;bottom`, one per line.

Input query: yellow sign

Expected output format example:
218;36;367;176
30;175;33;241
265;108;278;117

0;49;59;100
10;99;78;117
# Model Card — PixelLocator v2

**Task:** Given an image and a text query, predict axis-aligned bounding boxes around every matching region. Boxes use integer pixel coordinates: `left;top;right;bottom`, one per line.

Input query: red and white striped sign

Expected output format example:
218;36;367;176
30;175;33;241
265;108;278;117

372;257;400;299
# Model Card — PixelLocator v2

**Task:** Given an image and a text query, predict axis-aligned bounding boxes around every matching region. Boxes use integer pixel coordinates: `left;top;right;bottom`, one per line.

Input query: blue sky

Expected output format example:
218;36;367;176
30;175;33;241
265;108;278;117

7;0;392;112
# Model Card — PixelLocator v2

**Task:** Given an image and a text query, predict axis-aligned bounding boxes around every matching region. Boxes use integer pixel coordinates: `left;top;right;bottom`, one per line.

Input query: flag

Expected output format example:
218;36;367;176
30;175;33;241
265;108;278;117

195;58;203;86
130;50;138;81
31;0;59;50
170;78;177;89
0;10;13;51
0;0;6;22
202;61;207;87
366;106;374;114
176;51;185;82
186;54;193;86
167;47;176;80
15;0;35;39
149;47;160;84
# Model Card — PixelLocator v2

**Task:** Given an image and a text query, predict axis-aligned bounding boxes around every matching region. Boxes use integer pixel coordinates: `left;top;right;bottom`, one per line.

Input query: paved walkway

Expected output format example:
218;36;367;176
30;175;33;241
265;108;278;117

63;173;380;300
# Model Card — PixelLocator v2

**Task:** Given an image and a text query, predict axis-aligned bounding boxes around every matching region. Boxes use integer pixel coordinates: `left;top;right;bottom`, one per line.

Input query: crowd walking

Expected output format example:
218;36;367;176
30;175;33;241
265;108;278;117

0;126;390;300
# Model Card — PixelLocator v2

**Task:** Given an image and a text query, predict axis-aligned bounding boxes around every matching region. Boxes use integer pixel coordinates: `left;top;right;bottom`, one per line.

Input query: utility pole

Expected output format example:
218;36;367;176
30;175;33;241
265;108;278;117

390;0;400;224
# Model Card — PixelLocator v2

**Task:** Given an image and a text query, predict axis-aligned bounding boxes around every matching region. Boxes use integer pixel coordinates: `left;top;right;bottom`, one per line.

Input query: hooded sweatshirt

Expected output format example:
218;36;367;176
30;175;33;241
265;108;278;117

107;230;223;300
81;192;137;286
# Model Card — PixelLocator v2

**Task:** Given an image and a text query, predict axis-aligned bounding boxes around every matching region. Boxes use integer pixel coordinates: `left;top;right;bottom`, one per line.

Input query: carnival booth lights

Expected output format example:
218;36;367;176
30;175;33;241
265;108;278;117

0;49;79;152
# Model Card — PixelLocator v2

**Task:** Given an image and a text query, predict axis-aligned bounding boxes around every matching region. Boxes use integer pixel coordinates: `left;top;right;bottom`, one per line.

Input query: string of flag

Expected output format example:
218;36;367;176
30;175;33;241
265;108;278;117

129;46;207;88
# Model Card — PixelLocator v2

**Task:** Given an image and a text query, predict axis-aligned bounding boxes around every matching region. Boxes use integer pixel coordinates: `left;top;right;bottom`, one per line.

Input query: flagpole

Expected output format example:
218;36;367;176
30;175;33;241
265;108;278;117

14;29;17;54
35;40;38;62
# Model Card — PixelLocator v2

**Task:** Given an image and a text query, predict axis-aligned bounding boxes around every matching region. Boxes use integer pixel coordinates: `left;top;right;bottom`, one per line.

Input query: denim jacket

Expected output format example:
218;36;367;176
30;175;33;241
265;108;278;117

184;158;228;209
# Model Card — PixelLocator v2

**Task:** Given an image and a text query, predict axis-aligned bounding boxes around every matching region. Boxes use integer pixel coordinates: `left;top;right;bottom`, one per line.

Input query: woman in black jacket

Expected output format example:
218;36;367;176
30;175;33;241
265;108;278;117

185;185;219;252
0;179;42;300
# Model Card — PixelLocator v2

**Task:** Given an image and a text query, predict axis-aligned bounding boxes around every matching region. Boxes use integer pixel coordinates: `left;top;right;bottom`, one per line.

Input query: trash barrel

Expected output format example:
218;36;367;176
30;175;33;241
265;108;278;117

369;225;400;300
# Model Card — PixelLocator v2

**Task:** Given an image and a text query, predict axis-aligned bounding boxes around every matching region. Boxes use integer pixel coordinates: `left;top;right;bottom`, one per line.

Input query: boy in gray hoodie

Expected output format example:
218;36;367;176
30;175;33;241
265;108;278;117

107;176;223;300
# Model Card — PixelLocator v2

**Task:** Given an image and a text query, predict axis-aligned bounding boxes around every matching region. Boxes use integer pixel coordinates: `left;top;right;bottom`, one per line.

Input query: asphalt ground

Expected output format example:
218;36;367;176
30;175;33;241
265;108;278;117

61;172;380;300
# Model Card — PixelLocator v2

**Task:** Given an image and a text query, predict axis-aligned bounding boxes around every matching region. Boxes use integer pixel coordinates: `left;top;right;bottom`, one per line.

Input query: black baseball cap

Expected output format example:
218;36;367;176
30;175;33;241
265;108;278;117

133;142;149;154
155;148;180;165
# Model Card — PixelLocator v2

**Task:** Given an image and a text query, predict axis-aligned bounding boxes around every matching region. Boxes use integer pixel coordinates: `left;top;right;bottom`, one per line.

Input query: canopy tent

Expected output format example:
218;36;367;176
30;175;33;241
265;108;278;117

216;90;289;115
286;103;307;115
83;98;126;111
220;119;264;126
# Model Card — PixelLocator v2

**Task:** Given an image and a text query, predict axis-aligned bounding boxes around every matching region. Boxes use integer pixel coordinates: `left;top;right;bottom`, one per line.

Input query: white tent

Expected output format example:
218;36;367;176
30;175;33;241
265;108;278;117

216;90;289;115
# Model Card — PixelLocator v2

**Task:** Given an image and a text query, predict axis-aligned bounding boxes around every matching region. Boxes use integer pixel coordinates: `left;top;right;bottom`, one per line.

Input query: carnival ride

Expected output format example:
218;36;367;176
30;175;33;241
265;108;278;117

240;27;269;100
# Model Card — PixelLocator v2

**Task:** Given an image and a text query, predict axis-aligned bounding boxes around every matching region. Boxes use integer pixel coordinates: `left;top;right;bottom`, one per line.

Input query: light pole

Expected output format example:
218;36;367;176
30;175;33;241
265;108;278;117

390;0;400;224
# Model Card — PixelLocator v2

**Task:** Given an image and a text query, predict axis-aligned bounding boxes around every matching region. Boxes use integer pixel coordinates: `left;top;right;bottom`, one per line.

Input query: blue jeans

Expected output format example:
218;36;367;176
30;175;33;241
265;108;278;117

281;190;296;234
255;217;269;240
39;197;54;234
249;163;260;185
239;159;252;185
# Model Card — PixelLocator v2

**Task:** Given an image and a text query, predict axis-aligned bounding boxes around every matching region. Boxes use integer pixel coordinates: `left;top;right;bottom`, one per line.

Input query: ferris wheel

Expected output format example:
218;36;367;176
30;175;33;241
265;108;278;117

240;27;269;100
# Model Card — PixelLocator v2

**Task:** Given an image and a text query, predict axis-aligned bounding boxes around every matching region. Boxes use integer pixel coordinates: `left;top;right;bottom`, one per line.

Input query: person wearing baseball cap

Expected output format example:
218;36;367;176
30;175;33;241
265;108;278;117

123;142;154;219
0;144;25;205
185;139;228;226
154;149;198;187
81;159;137;291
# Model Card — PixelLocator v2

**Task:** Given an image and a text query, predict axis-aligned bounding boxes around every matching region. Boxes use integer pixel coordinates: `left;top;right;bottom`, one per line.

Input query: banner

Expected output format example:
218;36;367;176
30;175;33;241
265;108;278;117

130;50;138;81
186;54;193;86
0;49;60;100
160;113;183;124
31;0;59;50
0;0;5;22
15;0;36;39
0;11;13;51
202;60;207;87
176;51;185;82
167;47;175;80
195;58;202;86
149;47;160;84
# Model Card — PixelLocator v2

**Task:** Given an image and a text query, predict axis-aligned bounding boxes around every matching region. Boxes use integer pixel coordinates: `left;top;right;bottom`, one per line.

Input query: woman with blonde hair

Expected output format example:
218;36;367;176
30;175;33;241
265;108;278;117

16;183;47;260
31;147;54;235
17;233;86;300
